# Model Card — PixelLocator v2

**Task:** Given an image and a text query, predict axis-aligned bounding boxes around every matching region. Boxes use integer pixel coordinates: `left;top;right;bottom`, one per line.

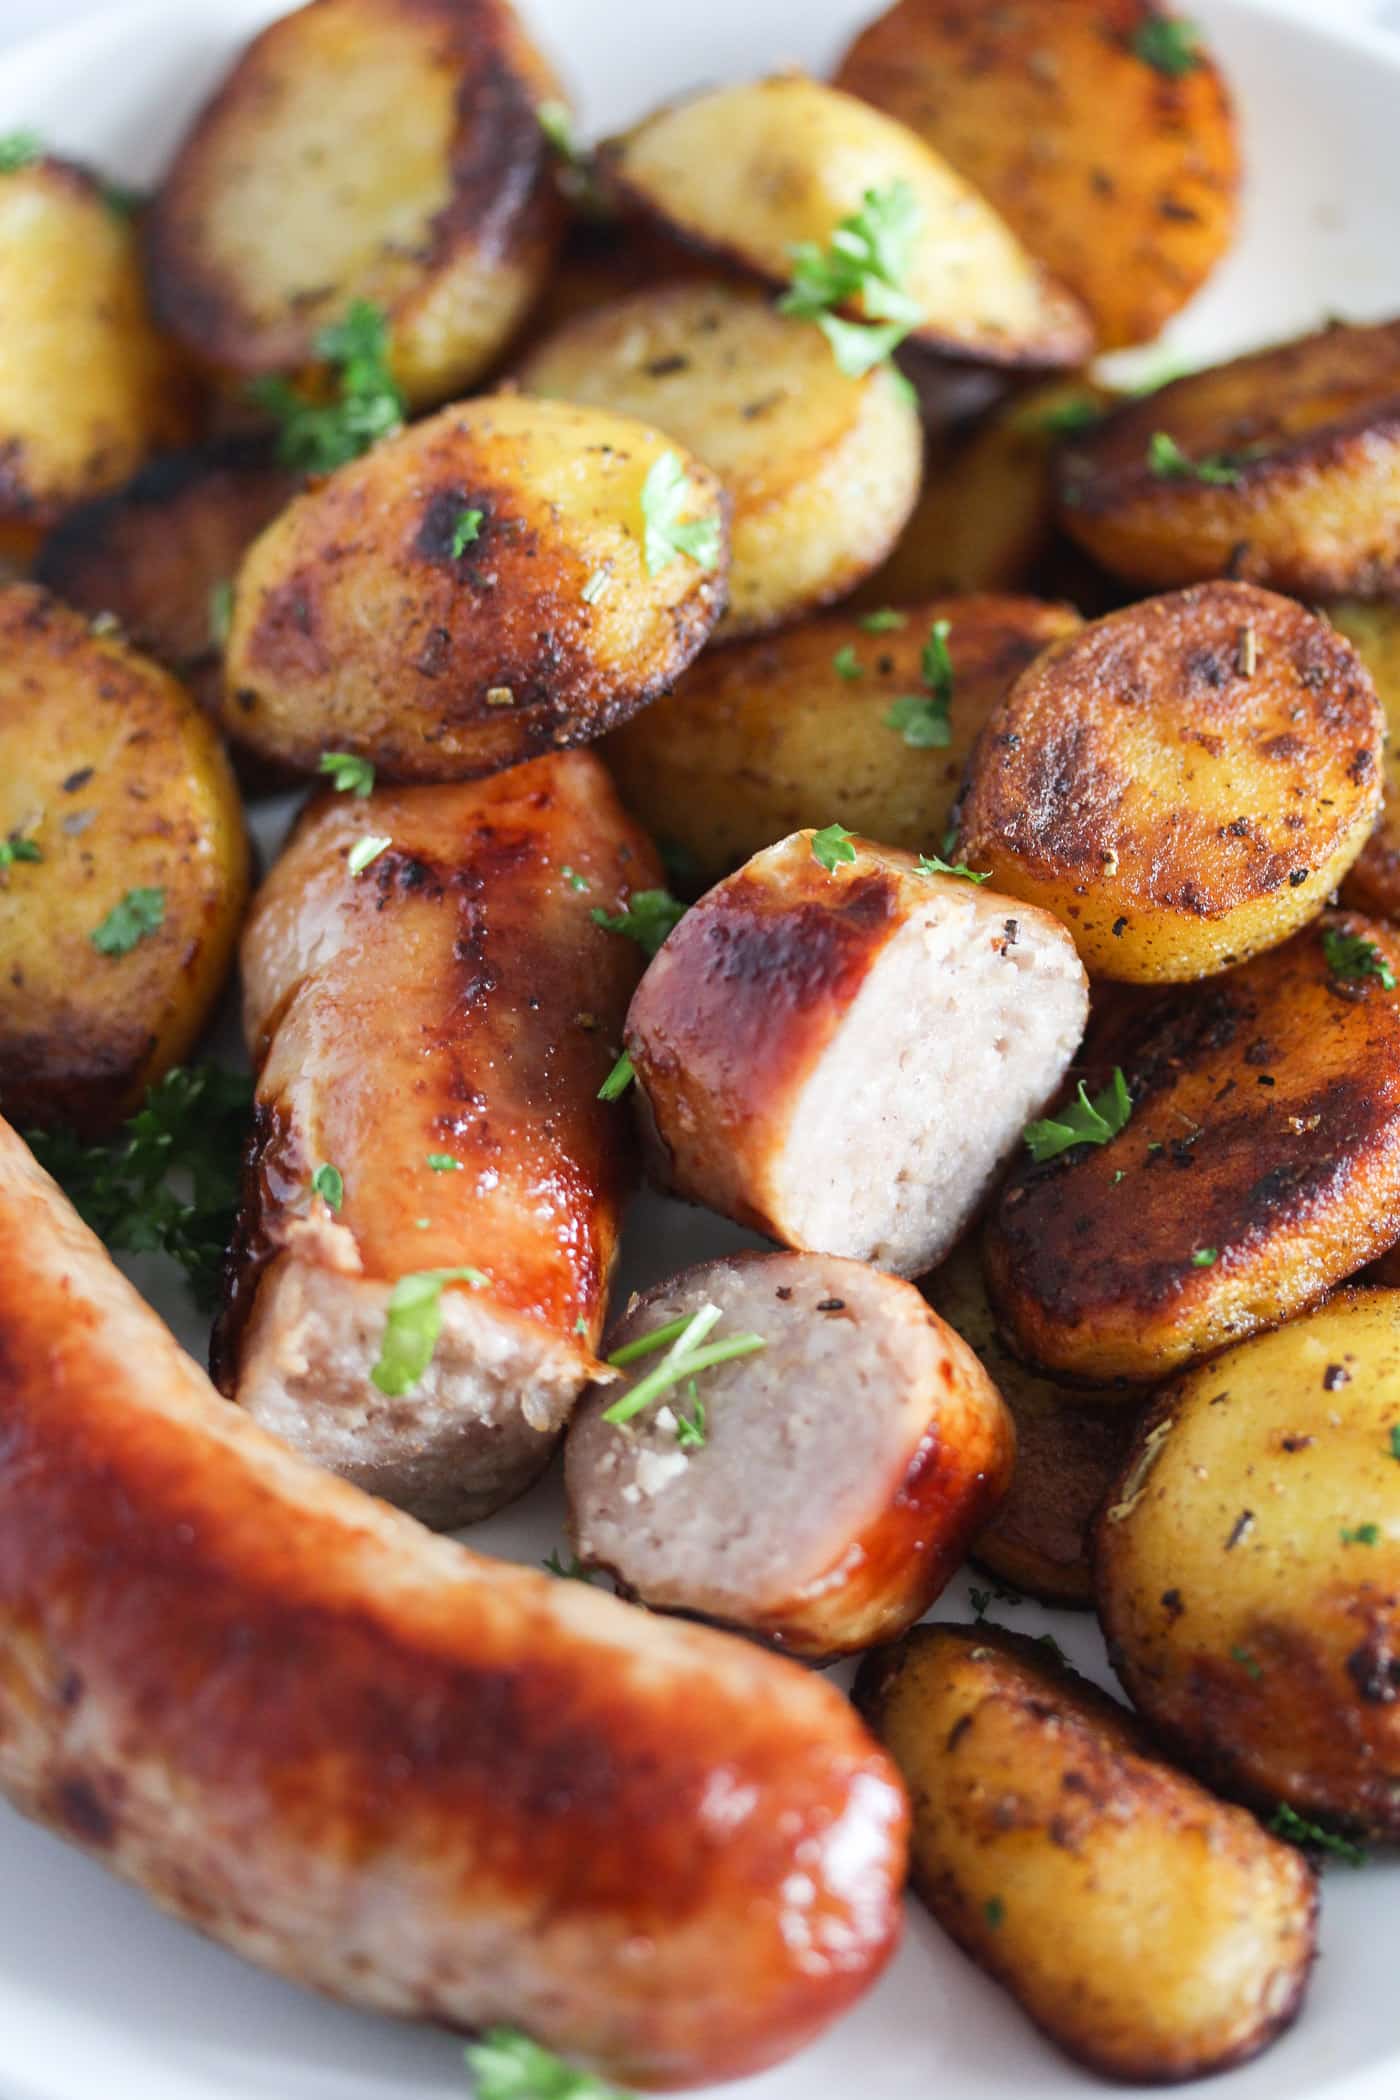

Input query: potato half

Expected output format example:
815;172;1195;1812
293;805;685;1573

601;77;1091;369
0;584;249;1135
222;393;728;781
516;280;922;640
0;156;196;550
605;594;1078;889
1326;598;1400;920
956;581;1383;982
835;0;1240;353
1058;319;1400;594
855;1624;1316;2083
985;912;1400;1383
144;0;561;407
1098;1287;1400;1835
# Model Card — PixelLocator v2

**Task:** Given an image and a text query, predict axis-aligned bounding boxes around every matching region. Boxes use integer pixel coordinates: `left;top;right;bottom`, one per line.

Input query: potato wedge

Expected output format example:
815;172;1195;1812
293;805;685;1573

601;77;1091;369
1058;319;1400;594
0;155;197;550
0;584;249;1135
222;393;728;781
1098;1287;1400;1835
925;1240;1140;1605
516;280;921;640
956;581;1384;982
985;912;1400;1384
1325;599;1400;920
144;0;562;408
855;1623;1317;2082
605;595;1078;889
834;1;1240;353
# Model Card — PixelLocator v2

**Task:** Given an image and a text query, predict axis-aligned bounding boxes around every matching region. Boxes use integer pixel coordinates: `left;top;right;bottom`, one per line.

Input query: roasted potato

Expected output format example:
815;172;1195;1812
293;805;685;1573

605;595;1078;889
985;911;1400;1384
1058;318;1400;594
0;584;249;1134
144;0;562;408
222;393;728;781
516;280;922;640
834;0;1240;353
601;77;1092;369
1326;598;1400;920
924;1240;1140;1605
855;1623;1317;2082
35;437;297;783
1098;1287;1400;1835
0;154;197;553
956;581;1384;981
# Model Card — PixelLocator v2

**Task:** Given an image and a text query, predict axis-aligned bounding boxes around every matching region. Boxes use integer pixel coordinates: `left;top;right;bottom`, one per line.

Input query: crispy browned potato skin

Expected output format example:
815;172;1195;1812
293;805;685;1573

834;1;1240;353
855;1624;1317;2083
1327;598;1400;919
1097;1288;1400;1835
985;912;1400;1383
1058;320;1400;593
0;584;249;1135
144;0;562;407
956;581;1383;981
604;595;1080;889
0;1117;908;2084
0;157;199;546
924;1240;1140;1605
221;393;729;781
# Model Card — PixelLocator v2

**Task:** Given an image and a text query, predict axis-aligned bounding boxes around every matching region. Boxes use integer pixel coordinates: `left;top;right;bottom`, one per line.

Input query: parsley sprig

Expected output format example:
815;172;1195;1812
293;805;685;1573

603;1301;765;1426
0;833;41;869
1269;1802;1366;1867
780;181;922;379
91;886;165;956
1323;928;1397;991
885;617;954;748
319;751;375;798
251;300;405;475
590;888;685;957
0;132;42;174
811;822;856;872
1024;1068;1133;1163
1131;15;1201;78
371;1265;489;1397
1147;431;1251;487
917;851;989;884
640;451;722;575
466;2029;631;2100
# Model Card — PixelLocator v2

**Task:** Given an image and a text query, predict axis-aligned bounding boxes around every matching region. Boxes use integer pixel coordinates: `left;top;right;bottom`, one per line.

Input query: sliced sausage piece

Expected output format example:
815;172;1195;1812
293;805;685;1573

215;752;657;1528
0;1118;908;2085
624;833;1089;1276
566;1250;1015;1658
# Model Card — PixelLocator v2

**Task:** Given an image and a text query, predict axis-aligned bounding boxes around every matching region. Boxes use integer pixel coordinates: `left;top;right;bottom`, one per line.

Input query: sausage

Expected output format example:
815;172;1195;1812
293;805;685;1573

0;1117;908;2086
624;833;1088;1276
214;752;656;1527
565;1250;1015;1658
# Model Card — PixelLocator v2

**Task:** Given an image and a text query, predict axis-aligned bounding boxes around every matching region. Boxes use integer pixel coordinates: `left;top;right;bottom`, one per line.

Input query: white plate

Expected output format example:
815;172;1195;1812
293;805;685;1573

3;1;1400;2095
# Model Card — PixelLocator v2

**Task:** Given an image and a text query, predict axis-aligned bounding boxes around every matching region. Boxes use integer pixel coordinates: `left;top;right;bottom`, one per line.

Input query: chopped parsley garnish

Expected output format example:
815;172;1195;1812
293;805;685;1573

1230;1643;1263;1680
542;1549;597;1584
1147;431;1247;486
779;180;923;377
208;579;234;648
1339;1522;1381;1546
465;2028;631;2100
561;866;589;892
983;1896;1005;1930
250;299;405;474
1323;928;1397;991
1268;1803;1366;1866
535;100;610;219
832;644;864;681
427;1153;463;1173
858;607;907;633
319;750;375;797
0;131;42;174
811;822;857;872
0;834;41;868
1191;1247;1218;1267
590;888;685;956
598;1050;635;1101
640;451;722;576
968;1581;1022;1619
1131;15;1201;78
1019;393;1104;437
885;616;954;748
917;851;989;884
347;833;391;876
1389;1424;1400;1462
312;1163;344;1212
603;1301;765;1425
27;1063;252;1309
1023;1068;1133;1163
450;507;483;558
673;1395;707;1448
91;886;165;956
371;1265;489;1397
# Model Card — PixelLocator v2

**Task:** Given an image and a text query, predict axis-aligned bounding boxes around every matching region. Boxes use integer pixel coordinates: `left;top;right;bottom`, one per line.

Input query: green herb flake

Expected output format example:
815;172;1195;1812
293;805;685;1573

1340;1522;1382;1547
1268;1803;1366;1867
779;180;923;377
208;579;234;648
603;1301;765;1425
318;750;375;797
983;1896;1005;1930
1019;393;1104;437
1131;15;1202;79
427;1153;463;1173
1147;430;1246;486
598;1051;635;1102
250;299;405;474
673;1396;707;1448
450;507;483;558
1024;1068;1133;1163
811;822;857;872
858;607;907;633
0;132;43;175
916;851;989;884
885;691;951;749
590;888;685;957
1230;1643;1263;1680
1323;928;1397;991
832;643;864;681
91;886;165;956
312;1163;344;1212
347;833;391;877
1388;1424;1400;1463
371;1266;489;1397
465;2027;631;2100
561;865;590;893
1191;1247;1218;1267
0;834;41;868
640;451;722;576
543;1548;597;1584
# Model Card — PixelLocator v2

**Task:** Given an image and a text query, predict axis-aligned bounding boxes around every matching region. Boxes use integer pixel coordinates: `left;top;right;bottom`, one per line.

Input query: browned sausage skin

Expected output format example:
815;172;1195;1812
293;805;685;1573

0;1118;908;2086
216;753;657;1527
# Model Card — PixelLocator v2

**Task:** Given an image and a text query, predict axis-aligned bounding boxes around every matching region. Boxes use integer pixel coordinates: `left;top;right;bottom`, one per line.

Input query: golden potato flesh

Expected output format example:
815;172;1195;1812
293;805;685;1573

144;0;561;408
516;280;922;641
1326;598;1400;920
1098;1287;1400;1835
956;581;1383;982
1058;319;1400;594
604;595;1079;889
223;393;728;781
0;584;249;1135
602;77;1091;369
924;1240;1139;1605
855;1623;1317;2082
834;0;1240;353
0;157;196;545
985;912;1400;1384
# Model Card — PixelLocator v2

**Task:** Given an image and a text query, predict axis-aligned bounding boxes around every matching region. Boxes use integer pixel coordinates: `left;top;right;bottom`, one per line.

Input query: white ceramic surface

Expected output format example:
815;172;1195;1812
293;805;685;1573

2;2;1400;2095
